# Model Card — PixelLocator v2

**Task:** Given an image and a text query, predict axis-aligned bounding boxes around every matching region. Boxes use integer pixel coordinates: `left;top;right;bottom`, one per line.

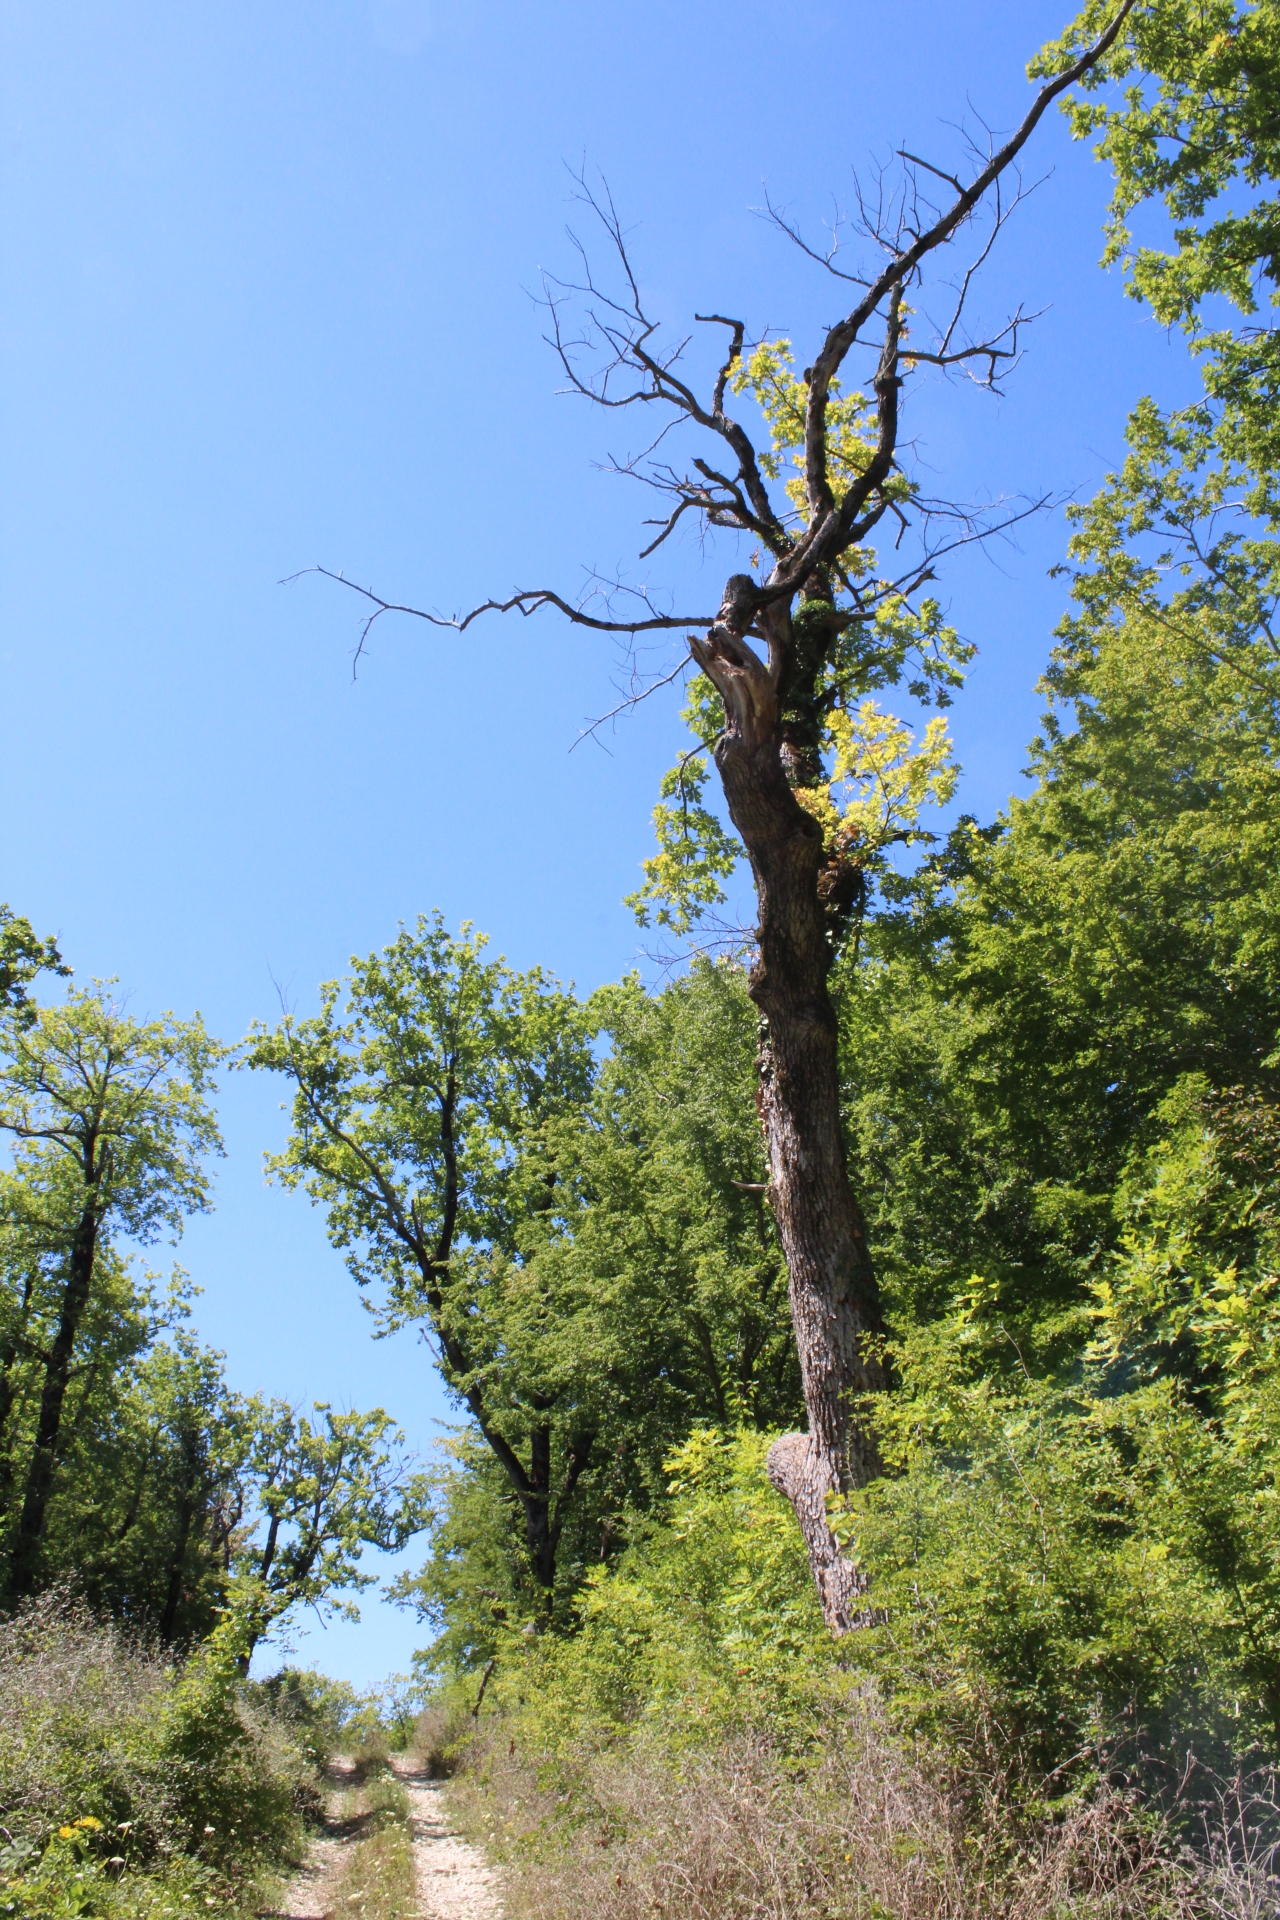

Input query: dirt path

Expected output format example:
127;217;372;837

268;1758;358;1919
267;1754;502;1920
390;1755;503;1919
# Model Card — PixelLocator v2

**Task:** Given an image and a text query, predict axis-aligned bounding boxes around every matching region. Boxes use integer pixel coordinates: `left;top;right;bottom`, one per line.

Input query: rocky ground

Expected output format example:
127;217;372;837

271;1753;501;1920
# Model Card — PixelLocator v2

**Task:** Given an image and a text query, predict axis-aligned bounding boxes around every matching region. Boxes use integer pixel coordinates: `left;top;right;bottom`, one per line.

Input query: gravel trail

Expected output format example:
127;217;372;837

268;1754;502;1920
267;1759;358;1918
390;1755;504;1919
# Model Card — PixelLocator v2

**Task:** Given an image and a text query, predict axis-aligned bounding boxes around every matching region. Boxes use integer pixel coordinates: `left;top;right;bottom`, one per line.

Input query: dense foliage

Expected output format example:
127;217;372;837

392;5;1280;1866
0;1593;314;1917
13;2;1280;1913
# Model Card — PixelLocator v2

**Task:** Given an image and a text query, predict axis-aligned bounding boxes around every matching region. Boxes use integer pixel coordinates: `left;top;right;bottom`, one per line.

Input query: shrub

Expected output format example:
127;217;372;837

257;1667;424;1770
850;1369;1280;1785
0;1590;314;1915
433;1421;1280;1916
414;1697;477;1778
482;1428;836;1764
256;1666;370;1767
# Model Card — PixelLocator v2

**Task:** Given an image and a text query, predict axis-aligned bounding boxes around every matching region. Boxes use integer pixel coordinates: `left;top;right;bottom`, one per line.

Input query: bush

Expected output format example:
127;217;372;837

257;1667;423;1773
256;1666;371;1767
0;1590;315;1916
850;1368;1280;1786
481;1428;837;1763
414;1697;477;1778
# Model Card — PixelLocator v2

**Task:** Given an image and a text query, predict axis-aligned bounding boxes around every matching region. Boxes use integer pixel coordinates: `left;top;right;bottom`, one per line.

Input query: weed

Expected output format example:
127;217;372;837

448;1703;1280;1920
329;1764;416;1920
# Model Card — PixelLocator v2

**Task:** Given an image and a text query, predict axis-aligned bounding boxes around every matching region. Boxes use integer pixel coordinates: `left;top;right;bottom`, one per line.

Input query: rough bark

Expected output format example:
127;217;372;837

693;583;887;1633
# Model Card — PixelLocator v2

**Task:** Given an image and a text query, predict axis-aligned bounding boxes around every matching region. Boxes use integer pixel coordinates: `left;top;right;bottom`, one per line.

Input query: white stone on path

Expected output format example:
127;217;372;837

390;1756;504;1919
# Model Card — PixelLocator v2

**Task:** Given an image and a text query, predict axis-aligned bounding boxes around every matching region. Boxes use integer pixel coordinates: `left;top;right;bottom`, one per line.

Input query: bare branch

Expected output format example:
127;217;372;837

571;656;692;752
302;7;1135;701
791;0;1138;568
905;304;1043;392
896;149;965;196
637;495;704;559
284;567;714;669
536;179;789;551
695;313;747;414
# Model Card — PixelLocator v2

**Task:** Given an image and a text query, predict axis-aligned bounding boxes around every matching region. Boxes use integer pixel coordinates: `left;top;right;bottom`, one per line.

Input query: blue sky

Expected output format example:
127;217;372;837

1;1;1189;1685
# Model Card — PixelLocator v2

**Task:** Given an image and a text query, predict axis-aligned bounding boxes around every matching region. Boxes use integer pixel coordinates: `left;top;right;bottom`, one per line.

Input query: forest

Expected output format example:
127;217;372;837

7;0;1280;1915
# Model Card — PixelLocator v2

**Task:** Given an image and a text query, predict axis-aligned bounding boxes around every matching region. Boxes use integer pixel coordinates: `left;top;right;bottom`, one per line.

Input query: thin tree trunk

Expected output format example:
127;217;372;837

520;1422;593;1610
158;1427;207;1644
0;1270;36;1513
694;589;887;1634
524;1423;556;1600
8;1200;100;1598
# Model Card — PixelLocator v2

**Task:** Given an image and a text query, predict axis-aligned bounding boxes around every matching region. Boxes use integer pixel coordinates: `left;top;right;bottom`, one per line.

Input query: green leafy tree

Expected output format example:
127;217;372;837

66;1321;246;1645
0;907;67;1027
840;1075;1280;1771
0;1206;159;1562
141;1334;247;1644
0;1174;244;1642
229;1399;426;1668
397;958;801;1663
0;987;222;1597
249;923;807;1640
245;914;599;1615
1041;0;1280;475
544;961;799;1439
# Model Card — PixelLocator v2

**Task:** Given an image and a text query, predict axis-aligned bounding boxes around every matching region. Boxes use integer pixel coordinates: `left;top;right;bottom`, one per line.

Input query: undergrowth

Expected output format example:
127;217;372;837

418;1430;1280;1918
0;1590;315;1917
448;1707;1280;1920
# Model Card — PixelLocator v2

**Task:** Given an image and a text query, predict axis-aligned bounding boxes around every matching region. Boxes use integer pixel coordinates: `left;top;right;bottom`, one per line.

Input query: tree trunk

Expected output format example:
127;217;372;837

158;1427;206;1645
8;1200;100;1598
519;1422;592;1613
693;588;887;1634
521;1421;555;1604
0;1270;36;1513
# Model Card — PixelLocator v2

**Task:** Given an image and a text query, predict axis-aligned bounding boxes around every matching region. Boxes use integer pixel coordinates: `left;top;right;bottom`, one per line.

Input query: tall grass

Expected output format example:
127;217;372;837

448;1702;1280;1920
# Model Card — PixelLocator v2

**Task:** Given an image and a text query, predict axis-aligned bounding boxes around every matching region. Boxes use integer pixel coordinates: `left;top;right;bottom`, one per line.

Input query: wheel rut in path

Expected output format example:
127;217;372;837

267;1758;357;1919
389;1754;504;1919
268;1753;503;1919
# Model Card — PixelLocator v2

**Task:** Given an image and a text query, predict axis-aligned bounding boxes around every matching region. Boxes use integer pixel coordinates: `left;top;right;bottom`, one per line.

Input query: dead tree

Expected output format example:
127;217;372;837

306;6;1137;1633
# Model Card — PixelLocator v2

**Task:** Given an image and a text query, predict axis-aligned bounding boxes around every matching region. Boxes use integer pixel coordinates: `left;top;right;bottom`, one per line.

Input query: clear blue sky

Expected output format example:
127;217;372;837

1;1;1187;1686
